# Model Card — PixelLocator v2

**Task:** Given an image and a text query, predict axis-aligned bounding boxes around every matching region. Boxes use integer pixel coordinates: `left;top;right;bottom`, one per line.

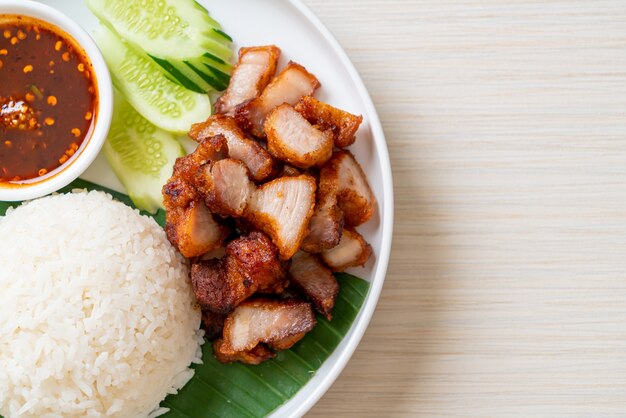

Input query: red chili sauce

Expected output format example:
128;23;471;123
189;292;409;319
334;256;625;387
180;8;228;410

0;15;97;183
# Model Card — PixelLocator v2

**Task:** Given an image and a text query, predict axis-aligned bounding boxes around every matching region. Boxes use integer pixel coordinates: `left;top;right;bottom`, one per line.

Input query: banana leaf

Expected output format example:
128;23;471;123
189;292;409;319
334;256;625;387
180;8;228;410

0;179;370;417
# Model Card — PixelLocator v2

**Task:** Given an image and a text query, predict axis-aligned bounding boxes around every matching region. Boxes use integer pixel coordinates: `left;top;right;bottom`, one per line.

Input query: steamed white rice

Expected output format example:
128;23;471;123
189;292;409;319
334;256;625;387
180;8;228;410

0;191;203;418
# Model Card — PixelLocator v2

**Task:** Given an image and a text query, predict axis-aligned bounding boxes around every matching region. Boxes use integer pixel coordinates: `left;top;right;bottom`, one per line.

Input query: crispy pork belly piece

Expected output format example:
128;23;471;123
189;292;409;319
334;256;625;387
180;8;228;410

246;175;317;259
173;135;229;184
322;150;376;227
301;200;343;253
215;45;281;116
189;115;275;182
162;135;230;257
321;228;373;272
197;159;255;217
225;231;289;293
295;96;363;148
301;171;344;253
221;299;316;352
167;201;229;258
289;252;339;320
191;232;288;313
162;177;197;210
213;339;276;365
265;104;333;168
191;258;236;314
235;62;321;138
162;135;228;208
202;310;226;340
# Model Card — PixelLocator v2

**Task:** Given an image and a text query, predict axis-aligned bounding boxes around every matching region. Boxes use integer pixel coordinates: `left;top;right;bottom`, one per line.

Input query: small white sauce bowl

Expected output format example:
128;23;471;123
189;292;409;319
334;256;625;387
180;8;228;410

0;0;112;202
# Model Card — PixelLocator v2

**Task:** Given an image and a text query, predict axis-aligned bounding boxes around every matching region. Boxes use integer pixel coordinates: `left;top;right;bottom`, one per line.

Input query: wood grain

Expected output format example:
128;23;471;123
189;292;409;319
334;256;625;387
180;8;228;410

302;1;626;417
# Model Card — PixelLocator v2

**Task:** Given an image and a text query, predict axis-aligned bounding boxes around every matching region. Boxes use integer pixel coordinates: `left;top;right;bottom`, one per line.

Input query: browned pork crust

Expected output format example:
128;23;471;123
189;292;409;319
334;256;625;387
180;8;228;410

166;201;229;258
213;339;276;365
320;228;373;272
301;168;344;253
289;252;339;320
321;150;376;227
295;95;363;148
189;115;276;182
221;298;316;352
191;232;288;313
265;104;333;169
215;45;281;116
162;135;230;258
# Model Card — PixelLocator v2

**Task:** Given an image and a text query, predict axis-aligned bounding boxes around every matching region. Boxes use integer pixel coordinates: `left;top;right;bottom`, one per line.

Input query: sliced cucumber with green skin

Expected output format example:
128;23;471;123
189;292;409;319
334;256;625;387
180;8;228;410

94;25;212;134
104;91;185;214
151;55;231;93
86;0;233;61
87;0;233;93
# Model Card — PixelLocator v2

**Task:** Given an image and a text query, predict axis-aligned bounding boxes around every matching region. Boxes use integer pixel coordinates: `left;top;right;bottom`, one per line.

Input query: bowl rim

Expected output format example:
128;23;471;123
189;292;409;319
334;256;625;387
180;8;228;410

0;0;112;202
272;1;394;417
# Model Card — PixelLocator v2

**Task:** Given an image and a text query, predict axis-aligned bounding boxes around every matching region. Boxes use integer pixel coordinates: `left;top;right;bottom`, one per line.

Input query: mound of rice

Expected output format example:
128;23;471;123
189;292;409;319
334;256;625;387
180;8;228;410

0;191;203;418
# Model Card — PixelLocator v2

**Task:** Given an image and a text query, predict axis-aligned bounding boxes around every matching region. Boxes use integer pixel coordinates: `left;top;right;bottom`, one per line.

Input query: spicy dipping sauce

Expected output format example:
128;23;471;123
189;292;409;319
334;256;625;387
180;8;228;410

0;15;97;182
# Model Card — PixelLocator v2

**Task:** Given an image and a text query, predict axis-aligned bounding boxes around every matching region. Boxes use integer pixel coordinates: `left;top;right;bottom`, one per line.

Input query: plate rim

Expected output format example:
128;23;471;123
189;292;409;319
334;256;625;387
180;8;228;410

7;0;395;416
272;1;395;417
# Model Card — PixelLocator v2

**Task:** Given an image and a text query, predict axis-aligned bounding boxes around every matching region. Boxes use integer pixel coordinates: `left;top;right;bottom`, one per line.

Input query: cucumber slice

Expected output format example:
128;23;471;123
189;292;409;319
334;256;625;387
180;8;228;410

150;55;231;94
150;55;207;94
86;0;233;62
87;0;234;94
104;91;185;214
94;25;212;134
151;55;231;93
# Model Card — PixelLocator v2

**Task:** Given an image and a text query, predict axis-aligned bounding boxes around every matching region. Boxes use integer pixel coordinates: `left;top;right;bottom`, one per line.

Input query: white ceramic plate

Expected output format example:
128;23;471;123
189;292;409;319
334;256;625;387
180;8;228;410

35;0;394;416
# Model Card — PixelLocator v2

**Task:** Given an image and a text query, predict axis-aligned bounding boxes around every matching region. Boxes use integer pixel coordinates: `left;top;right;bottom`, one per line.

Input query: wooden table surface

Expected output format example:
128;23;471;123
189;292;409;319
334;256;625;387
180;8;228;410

303;1;626;417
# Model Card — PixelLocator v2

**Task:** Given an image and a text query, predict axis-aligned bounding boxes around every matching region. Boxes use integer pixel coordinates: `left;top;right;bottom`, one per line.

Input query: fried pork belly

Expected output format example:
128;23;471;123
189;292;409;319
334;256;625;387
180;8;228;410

197;159;254;217
191;232;288;313
173;135;229;184
321;228;373;272
202;310;226;340
162;135;230;257
162;177;196;211
322;150;376;227
162;134;228;209
235;62;320;138
189;115;276;182
221;299;316;352
213;339;275;365
246;175;316;259
301;171;344;253
289;252;339;320
215;45;281;116
226;231;289;293
265;104;333;168
301;201;343;253
167;201;229;258
295;96;363;148
191;258;234;313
